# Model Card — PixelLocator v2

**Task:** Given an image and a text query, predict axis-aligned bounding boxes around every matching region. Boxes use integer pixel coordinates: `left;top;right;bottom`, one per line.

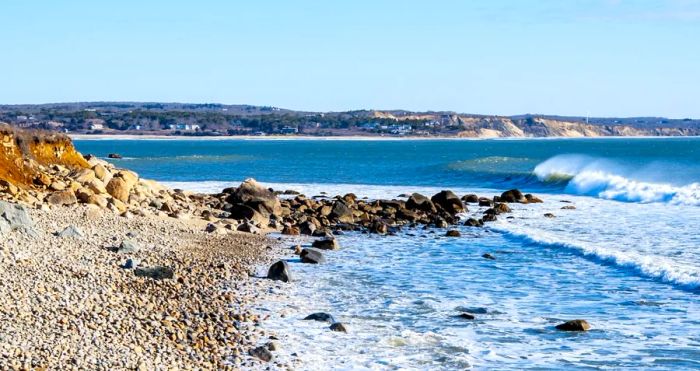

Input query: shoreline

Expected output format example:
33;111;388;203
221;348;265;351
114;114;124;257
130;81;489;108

69;133;700;141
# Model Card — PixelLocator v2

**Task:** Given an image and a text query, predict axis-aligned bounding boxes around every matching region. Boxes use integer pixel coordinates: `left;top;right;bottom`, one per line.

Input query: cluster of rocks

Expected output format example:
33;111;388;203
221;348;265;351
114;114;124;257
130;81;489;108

201;178;544;238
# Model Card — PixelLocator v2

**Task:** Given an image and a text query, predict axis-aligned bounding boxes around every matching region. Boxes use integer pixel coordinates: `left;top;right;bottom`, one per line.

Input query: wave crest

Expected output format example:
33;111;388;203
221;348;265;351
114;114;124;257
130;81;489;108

534;155;700;206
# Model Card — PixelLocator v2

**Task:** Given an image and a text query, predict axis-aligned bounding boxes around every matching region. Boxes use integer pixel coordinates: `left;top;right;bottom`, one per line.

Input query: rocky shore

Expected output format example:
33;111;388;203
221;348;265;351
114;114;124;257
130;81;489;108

0;126;577;369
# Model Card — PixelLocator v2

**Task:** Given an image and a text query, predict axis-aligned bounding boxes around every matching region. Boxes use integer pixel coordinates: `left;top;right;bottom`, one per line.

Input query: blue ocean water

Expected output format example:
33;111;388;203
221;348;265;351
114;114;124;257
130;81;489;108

74;138;700;369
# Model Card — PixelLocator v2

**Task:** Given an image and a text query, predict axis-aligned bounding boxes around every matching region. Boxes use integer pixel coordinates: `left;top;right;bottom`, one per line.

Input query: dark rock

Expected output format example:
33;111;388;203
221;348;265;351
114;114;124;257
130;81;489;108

303;312;335;323
494;203;512;213
329;322;348;333
457;312;476;320
107;153;123;159
369;221;389;235
300;248;326;264
482;253;496;260
478;198;493;207
237;222;261;234
446;230;461;237
405;193;437;213
312;237;340;250
500;189;525;203
299;220;317;235
555;319;591;331
134;266;174;280
462;194;479;203
249;346;273;362
283;189;301;195
122;258;139;269
431;190;465;214
464;218;483;227
482;214;497;222
228;203;267;225
282;224;300;235
525;194;543;203
267;260;292;282
225;178;282;217
329;200;354;223
544;213;556;218
561;205;576;210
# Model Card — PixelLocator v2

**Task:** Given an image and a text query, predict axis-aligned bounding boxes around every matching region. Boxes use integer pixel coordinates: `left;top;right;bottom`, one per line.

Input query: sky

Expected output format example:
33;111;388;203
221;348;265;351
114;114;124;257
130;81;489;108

1;0;699;117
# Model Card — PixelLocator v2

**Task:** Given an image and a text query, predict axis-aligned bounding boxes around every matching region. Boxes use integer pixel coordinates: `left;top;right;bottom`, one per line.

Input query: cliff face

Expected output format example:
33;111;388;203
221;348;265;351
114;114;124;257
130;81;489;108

0;125;88;188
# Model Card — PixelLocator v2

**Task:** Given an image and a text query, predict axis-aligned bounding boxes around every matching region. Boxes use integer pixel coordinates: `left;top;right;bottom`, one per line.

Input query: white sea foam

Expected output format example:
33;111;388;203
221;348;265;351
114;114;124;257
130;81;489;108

534;155;700;205
492;223;700;291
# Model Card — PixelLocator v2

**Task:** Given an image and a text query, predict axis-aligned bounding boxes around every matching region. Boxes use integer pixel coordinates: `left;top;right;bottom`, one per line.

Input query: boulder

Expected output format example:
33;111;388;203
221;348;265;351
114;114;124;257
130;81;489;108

312;237;340;250
544;213;556;218
107;153;123;159
478;198;492;207
329;200;354;223
134;266;174;280
229;204;268;225
267;260;292;282
46;190;78;206
482;253;496;260
300;248;326;264
494;203;512;213
457;312;476;320
369;220;388;234
226;178;281;217
431;190;465;214
464;218;483;227
0;201;34;232
237;222;261;234
303;312;335;323
555;319;591;331
446;230;461;237
462;194;479;203
405;193;437;213
525;194;543;203
500;189;526;203
282;224;300;235
105;177;131;203
561;205;576;210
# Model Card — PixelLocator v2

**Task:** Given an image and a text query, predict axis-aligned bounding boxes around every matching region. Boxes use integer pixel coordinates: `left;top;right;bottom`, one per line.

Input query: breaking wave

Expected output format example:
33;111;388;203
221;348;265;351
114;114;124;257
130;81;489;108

533;155;700;206
494;226;700;292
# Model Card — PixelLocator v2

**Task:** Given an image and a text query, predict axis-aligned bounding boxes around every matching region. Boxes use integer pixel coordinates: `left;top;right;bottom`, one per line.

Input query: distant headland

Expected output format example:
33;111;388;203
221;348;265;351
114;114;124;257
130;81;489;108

2;102;699;138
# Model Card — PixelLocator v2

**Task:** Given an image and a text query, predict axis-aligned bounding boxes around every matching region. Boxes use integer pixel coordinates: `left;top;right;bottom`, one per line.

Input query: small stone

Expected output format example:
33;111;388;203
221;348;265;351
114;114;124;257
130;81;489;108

122;258;139;269
57;225;84;238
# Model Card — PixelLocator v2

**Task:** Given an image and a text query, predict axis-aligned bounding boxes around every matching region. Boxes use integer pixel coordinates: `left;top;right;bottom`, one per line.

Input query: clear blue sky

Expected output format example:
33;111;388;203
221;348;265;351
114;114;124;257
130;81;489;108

1;0;699;117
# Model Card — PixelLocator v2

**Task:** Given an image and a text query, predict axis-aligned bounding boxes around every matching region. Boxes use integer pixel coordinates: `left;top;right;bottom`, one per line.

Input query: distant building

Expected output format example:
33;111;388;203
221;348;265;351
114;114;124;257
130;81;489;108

89;123;104;130
168;123;200;131
279;126;298;134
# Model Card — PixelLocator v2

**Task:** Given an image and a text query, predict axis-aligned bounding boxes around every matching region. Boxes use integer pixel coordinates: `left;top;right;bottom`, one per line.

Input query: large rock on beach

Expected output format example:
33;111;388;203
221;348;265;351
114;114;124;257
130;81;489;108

226;178;281;217
329;200;354;223
405;193;437;213
267;260;292;282
46;190;78;206
0;201;34;233
431;190;465;214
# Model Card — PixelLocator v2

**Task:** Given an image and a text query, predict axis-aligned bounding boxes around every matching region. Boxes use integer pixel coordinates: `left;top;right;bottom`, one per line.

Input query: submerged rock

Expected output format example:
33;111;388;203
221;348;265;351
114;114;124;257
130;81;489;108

482;253;496;260
457;312;476;320
300;248;326;264
500;189;525;203
446;230;461;237
329;322;348;333
303;312;335;323
464;218;483;227
249;346;273;362
555;319;591;331
312;237;340;250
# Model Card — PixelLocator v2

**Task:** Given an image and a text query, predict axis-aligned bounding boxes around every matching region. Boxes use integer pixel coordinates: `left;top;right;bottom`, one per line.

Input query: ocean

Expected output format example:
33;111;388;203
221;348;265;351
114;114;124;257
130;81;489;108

74;138;700;370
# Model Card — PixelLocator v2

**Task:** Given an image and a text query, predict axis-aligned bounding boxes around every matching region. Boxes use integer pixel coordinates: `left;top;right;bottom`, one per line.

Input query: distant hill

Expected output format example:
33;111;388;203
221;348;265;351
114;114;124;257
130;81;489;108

0;102;698;137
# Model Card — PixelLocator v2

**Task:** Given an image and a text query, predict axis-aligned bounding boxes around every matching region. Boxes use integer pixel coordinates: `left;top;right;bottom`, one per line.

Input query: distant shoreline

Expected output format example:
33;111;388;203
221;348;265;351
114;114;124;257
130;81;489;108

69;134;700;141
